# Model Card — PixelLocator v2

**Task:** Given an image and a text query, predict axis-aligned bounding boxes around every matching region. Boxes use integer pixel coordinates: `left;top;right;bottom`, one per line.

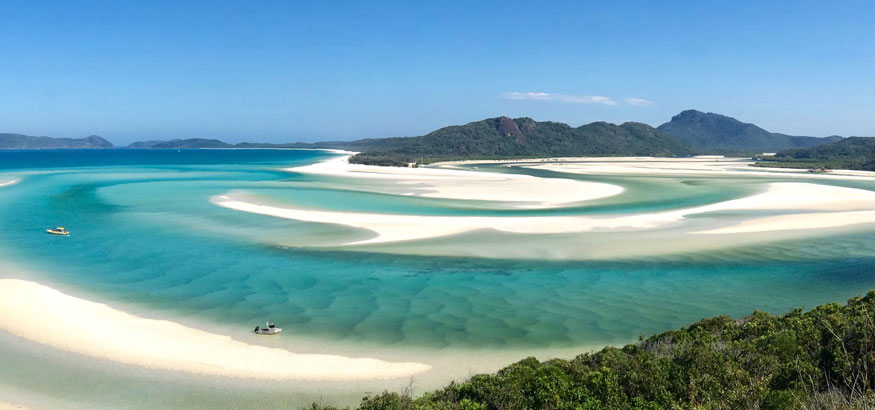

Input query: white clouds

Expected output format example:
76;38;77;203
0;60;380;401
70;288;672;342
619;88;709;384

501;92;654;107
501;92;616;105
624;97;653;106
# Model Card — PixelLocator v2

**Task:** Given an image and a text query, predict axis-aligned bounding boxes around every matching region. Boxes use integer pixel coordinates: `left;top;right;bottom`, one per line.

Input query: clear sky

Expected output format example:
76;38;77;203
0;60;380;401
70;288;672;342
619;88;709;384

1;1;873;144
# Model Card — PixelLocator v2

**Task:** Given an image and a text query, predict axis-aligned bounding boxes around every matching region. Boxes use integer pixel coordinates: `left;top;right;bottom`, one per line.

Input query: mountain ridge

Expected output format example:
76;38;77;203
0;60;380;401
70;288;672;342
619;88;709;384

0;133;114;149
1;111;848;164
657;109;841;153
346;116;698;165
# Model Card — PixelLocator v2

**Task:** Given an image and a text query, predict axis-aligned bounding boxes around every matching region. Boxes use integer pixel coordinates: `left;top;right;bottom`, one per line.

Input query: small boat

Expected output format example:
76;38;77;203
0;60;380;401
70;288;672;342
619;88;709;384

253;322;282;335
46;227;70;236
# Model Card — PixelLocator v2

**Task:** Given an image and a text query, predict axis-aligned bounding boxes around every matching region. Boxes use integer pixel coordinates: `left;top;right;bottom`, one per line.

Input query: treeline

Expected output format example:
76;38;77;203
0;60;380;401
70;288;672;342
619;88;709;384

313;291;875;410
757;137;875;171
0;133;114;149
346;117;697;166
656;110;842;154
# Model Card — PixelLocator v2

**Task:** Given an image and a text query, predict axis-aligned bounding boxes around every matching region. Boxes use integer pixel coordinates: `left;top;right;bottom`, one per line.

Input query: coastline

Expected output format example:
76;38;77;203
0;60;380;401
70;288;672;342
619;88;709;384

287;154;624;208
2;150;875;408
214;165;875;246
511;156;875;181
0;278;430;381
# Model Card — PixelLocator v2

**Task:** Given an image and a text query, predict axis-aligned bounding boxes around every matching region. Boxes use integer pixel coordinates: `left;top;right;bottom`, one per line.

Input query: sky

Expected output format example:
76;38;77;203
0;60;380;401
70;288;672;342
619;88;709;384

1;0;873;144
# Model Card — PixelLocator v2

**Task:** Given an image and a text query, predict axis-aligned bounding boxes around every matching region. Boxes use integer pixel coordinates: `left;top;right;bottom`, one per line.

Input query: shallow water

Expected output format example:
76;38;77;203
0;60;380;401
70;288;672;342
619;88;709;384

1;149;874;408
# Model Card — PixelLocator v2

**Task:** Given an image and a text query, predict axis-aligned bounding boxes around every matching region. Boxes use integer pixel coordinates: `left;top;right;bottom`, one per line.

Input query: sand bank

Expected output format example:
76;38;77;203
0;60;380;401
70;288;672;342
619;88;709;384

686;183;875;234
287;155;623;208
696;210;875;235
0;279;430;381
213;182;875;245
212;193;678;244
0;179;18;188
516;157;875;181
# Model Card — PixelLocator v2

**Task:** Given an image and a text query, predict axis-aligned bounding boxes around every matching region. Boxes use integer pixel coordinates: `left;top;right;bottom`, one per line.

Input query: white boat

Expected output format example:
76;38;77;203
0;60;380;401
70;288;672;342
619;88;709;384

253;322;282;335
46;227;70;235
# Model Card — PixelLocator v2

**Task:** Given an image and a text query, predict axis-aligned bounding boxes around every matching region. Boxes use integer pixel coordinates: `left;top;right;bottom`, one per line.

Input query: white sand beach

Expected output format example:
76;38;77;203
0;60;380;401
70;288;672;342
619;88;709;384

212;193;671;244
0;279;431;381
212;182;875;245
287;154;623;208
696;210;875;235
0;402;30;410
513;156;875;181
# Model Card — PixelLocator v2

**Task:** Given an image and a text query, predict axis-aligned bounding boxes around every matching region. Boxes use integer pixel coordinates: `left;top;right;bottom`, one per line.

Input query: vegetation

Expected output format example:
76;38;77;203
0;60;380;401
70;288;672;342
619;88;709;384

0;133;113;149
756;137;875;171
347;116;698;165
657;110;841;154
313;292;875;410
10;111;854;164
127;138;234;148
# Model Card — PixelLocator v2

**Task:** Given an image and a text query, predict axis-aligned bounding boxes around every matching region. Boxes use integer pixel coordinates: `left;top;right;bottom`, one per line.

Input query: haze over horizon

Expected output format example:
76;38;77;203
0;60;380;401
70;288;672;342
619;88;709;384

2;1;873;144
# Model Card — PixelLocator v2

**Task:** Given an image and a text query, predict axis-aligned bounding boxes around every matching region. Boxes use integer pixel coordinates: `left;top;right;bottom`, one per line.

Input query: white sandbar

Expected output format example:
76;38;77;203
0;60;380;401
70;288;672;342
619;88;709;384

0;279;430;381
288;155;623;208
213;182;875;244
516;156;875;181
696;210;875;234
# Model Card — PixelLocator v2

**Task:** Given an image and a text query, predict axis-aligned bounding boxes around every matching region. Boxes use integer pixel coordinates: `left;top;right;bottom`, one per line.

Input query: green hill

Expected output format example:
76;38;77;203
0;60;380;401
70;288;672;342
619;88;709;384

315;291;875;410
657;110;841;154
127;138;234;149
758;137;875;171
348;116;697;166
129;139;345;150
0;133;114;149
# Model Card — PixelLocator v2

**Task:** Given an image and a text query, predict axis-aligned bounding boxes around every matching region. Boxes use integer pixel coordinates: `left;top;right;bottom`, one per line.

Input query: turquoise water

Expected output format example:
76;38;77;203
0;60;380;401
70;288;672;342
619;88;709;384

1;149;874;347
1;149;875;407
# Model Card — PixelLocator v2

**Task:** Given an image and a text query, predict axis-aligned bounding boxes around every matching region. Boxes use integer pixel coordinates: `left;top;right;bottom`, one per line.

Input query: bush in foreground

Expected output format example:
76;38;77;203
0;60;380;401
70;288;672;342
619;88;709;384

314;291;875;410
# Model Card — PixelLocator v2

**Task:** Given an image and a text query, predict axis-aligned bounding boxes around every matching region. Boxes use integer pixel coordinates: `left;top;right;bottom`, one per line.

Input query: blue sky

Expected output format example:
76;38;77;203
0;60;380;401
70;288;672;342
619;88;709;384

1;1;873;144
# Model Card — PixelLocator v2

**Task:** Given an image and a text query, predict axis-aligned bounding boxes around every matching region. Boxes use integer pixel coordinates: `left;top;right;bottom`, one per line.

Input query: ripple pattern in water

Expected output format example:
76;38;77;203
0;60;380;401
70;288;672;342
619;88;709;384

0;149;874;350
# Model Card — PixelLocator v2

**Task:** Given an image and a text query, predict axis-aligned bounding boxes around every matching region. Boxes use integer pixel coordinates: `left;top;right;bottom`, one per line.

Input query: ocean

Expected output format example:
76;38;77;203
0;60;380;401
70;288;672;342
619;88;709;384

1;149;874;408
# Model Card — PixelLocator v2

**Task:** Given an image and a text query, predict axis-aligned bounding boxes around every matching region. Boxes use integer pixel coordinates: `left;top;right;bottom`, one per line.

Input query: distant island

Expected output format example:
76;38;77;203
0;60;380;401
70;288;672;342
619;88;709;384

127;110;847;166
4;110;868;168
0;133;113;149
127;138;321;149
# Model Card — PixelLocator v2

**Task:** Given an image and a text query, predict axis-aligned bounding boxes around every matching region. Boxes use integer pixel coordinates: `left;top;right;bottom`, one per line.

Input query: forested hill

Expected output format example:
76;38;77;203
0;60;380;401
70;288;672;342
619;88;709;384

758;136;875;171
0;133;114;149
657;110;841;153
316;291;875;410
128;138;234;149
348;116;698;166
128;138;333;149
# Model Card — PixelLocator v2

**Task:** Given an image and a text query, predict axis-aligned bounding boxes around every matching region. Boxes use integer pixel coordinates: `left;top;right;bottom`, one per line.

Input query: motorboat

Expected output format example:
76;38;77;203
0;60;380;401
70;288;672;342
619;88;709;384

253;322;282;335
46;227;70;236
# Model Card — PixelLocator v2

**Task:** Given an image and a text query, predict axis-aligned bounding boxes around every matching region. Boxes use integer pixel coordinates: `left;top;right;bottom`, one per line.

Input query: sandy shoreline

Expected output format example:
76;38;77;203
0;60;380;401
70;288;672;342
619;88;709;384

509;156;875;181
213;182;875;245
0;279;430;381
0;179;18;188
268;155;875;245
287;154;624;209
